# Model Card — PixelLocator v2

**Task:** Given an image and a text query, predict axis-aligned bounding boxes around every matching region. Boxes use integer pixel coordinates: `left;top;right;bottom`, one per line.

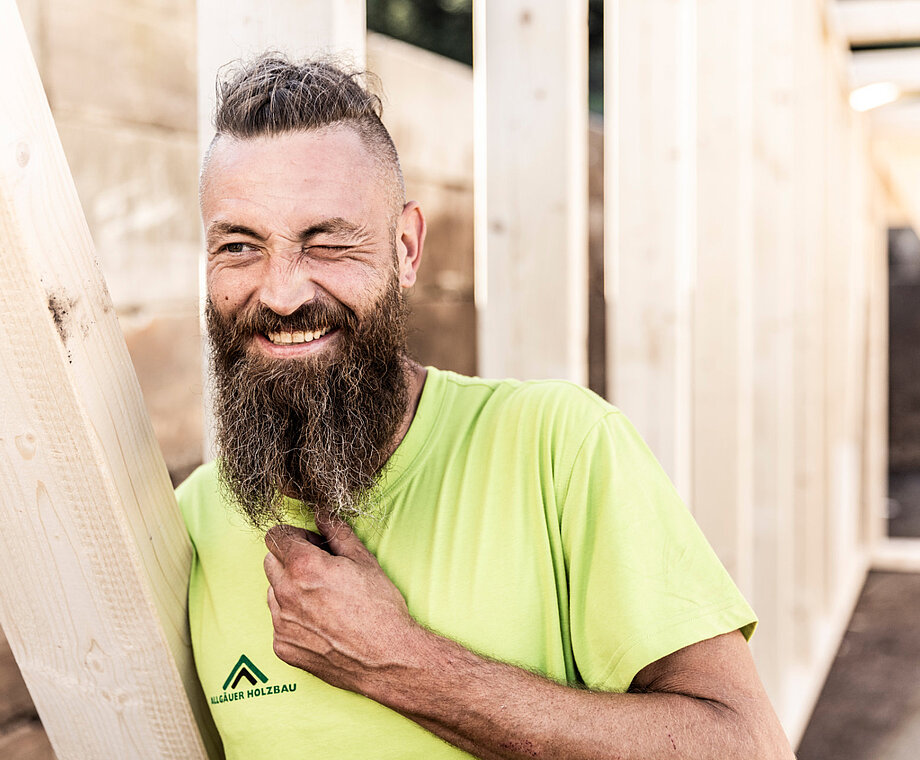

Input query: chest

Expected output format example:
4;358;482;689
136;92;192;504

188;475;574;758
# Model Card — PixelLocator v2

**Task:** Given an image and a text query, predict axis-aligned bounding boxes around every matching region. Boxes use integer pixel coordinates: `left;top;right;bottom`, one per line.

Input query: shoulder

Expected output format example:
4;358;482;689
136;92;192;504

434;368;618;431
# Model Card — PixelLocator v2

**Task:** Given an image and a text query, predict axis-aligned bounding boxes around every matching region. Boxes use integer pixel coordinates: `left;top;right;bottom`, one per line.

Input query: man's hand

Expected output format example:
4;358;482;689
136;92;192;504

264;518;794;760
263;515;422;696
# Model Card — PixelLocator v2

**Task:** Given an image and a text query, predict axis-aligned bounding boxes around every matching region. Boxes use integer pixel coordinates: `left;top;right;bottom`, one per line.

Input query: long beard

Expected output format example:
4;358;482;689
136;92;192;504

206;274;410;531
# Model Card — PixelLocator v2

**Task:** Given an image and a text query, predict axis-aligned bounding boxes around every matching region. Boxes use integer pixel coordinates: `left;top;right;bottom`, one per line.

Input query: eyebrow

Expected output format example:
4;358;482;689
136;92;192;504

299;218;366;240
206;217;367;247
206;222;265;246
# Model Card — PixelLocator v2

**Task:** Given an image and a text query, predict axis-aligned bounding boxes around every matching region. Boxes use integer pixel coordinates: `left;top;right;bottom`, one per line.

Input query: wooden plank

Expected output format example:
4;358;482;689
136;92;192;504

835;0;920;46
823;51;859;626
474;0;588;384
862;167;889;552
873;538;920;572
791;0;830;673
605;0;694;489
366;32;473;191
0;1;218;757
691;0;754;595
844;113;871;553
850;48;920;92
45;0;196;132
748;0;797;717
873;136;920;233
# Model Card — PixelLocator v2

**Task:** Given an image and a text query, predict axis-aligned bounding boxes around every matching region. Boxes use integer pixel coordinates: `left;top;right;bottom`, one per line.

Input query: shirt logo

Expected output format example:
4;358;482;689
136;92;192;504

209;654;297;706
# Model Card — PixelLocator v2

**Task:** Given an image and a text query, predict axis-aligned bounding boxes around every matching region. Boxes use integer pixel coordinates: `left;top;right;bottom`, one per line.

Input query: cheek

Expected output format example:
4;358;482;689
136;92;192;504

207;266;253;309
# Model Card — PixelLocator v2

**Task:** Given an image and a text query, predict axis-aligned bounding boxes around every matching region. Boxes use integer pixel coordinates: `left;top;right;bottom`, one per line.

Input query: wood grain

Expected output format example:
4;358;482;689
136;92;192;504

0;1;219;756
474;0;589;385
603;0;887;743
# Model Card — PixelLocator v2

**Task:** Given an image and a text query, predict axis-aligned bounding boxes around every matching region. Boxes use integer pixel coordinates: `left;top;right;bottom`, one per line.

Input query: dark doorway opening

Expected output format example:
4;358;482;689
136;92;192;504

887;226;920;537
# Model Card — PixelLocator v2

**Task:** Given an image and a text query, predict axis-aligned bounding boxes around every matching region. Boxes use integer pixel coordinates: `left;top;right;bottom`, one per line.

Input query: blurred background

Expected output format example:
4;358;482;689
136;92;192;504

3;0;920;757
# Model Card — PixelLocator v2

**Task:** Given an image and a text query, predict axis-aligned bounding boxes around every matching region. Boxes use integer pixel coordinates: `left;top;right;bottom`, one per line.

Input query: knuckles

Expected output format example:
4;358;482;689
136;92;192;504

288;552;318;579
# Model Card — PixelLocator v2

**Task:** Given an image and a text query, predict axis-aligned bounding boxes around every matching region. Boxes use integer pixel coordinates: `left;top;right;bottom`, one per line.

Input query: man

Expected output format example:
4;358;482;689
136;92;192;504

178;54;795;759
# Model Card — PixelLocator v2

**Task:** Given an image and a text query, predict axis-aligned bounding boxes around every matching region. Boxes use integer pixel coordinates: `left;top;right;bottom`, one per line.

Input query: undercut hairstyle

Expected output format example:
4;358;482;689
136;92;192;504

205;52;405;213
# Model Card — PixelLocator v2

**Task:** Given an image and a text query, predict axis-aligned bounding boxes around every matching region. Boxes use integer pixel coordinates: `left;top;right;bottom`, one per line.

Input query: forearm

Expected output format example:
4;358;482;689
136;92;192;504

264;521;792;759
362;629;791;760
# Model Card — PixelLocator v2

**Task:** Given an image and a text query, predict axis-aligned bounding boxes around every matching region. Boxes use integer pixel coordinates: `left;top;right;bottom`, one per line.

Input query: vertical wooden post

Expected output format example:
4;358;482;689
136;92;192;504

0;1;218;756
791;0;830;688
863;169;889;554
197;0;368;457
474;0;589;384
690;0;754;595
605;0;695;489
823;58;854;617
748;0;797;715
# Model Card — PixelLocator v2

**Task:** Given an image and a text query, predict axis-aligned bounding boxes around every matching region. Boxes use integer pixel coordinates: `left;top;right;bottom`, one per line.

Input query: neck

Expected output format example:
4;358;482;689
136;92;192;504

385;359;427;463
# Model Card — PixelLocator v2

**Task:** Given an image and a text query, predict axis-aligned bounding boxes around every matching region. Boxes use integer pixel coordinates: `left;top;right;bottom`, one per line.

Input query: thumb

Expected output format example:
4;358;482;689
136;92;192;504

264;523;314;563
314;512;373;563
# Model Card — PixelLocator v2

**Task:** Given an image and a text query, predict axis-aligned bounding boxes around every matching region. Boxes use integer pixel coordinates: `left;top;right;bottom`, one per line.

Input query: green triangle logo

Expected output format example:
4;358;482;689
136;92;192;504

222;654;269;691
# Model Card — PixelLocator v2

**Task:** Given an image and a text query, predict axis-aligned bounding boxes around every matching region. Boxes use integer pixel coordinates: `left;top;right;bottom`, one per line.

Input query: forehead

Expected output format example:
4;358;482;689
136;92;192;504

201;128;388;224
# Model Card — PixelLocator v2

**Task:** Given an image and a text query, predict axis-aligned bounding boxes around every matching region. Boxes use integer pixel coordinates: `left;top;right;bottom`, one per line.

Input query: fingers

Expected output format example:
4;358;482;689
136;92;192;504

264;516;373;566
267;583;280;617
264;550;284;588
314;512;373;563
265;524;325;563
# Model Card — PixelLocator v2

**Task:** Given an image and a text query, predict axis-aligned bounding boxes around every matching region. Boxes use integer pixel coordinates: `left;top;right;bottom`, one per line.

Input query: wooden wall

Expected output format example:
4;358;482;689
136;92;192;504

606;0;888;743
0;0;895;753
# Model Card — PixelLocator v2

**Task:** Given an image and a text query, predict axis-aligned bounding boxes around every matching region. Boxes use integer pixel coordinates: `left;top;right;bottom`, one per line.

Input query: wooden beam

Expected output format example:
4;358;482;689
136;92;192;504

835;0;920;46
0;1;218;757
872;136;920;231
691;0;754;596
850;47;920;91
873;538;920;572
862;149;889;557
748;0;797;716
474;0;589;383
605;0;694;489
869;99;920;138
791;0;830;682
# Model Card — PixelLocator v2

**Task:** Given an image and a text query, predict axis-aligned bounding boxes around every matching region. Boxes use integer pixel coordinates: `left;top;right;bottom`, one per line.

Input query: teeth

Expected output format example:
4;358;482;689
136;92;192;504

266;327;331;345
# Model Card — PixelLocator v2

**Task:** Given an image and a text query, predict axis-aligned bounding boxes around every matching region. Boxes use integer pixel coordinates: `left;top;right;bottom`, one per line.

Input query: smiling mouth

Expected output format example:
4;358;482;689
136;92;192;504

264;326;333;345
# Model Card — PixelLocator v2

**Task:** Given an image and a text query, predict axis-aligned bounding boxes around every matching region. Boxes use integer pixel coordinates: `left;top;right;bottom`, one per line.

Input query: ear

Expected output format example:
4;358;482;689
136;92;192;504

395;201;426;289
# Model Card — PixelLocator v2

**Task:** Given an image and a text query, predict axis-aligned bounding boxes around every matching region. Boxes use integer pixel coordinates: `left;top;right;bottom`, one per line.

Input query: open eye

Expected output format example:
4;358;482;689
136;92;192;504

219;242;259;255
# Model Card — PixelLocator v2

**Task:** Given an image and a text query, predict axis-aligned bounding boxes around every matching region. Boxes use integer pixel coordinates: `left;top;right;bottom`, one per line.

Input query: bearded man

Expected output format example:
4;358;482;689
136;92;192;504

177;54;795;760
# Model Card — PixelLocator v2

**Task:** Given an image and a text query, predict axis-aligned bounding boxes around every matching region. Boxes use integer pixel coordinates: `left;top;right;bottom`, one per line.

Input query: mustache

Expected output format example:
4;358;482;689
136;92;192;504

213;298;357;337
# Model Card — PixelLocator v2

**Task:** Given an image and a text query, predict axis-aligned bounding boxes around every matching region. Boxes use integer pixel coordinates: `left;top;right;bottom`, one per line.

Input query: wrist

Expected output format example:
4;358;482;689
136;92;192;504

358;622;463;714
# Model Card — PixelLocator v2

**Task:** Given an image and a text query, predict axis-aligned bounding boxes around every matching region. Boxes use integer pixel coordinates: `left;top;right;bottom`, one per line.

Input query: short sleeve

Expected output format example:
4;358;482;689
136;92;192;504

560;411;757;693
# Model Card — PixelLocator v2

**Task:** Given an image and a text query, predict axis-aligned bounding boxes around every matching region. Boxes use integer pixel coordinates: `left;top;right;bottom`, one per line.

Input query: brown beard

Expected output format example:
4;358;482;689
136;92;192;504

206;272;410;531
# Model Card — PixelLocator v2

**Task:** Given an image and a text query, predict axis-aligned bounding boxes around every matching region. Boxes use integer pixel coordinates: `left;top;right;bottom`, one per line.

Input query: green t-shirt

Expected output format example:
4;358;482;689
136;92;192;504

177;368;756;759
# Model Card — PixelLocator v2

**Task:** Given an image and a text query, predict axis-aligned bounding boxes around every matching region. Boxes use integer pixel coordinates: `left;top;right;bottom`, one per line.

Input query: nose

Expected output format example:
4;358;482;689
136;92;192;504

258;255;316;316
